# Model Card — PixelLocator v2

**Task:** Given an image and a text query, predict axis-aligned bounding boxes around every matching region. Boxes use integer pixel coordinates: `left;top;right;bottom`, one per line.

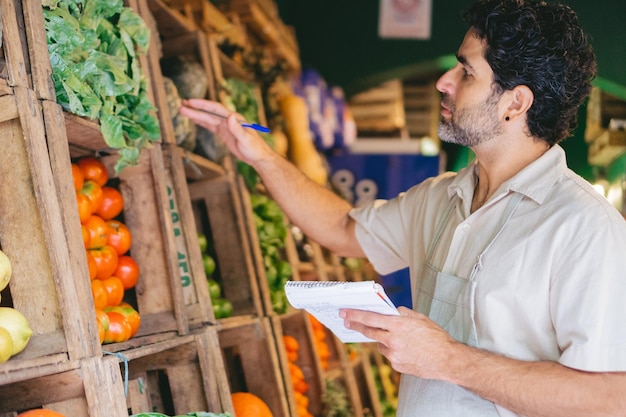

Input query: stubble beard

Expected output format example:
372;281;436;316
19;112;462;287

438;89;504;147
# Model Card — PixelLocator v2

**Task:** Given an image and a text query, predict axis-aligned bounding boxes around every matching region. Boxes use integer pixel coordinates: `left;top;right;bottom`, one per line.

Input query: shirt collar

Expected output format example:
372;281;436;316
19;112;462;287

447;144;567;205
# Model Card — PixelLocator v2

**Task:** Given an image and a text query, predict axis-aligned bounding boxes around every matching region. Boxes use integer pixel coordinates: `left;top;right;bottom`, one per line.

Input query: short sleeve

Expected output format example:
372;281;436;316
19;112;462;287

552;215;626;372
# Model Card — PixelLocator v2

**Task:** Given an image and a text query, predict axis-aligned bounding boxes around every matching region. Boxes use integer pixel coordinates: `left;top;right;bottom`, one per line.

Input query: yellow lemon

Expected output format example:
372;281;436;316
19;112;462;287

0;250;11;292
0;327;14;363
0;307;33;355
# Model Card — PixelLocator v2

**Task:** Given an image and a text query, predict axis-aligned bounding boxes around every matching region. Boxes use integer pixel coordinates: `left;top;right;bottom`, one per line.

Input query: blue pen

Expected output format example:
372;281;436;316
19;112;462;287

197;109;271;133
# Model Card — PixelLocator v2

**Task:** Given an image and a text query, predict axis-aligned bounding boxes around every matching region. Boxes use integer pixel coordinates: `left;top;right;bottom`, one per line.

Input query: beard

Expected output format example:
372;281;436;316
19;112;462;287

438;88;504;147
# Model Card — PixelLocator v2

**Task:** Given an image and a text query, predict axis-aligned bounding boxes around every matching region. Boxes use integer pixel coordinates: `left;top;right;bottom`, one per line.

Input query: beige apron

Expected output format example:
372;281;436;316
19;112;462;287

396;193;524;417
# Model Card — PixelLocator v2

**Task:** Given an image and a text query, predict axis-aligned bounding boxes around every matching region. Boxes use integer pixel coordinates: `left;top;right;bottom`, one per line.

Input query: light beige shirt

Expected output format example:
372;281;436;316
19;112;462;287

350;145;626;416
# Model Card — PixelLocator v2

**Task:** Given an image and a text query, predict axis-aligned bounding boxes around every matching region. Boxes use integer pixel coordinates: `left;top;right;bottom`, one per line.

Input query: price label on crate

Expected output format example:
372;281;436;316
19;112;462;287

166;180;197;305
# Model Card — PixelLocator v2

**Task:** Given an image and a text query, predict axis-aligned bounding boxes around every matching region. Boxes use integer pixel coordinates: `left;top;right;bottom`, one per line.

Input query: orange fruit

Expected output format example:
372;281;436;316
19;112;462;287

89;246;119;280
84;215;109;249
80;180;104;213
231;392;274;417
90;279;109;310
96;186;124;220
105;220;132;256
283;335;299;353
114;255;140;290
85;250;97;280
78;156;108;186
103;311;132;344
76;193;93;224
17;409;68;417
101;276;124;306
105;304;141;337
71;163;84;192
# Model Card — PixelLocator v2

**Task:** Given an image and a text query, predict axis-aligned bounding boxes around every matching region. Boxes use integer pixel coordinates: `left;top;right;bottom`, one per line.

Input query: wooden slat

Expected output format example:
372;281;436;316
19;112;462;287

0;93;18;122
81;356;129;417
218;318;290;417
20;0;55;100
163;145;215;326
0;0;29;86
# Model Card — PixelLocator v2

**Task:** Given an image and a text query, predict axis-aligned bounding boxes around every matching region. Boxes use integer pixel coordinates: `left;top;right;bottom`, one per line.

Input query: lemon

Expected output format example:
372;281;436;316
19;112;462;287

0;249;11;292
0;307;33;355
0;327;13;363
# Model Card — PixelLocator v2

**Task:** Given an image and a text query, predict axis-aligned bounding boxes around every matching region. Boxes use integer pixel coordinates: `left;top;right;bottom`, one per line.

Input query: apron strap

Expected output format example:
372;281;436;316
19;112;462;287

470;192;524;280
425;197;458;261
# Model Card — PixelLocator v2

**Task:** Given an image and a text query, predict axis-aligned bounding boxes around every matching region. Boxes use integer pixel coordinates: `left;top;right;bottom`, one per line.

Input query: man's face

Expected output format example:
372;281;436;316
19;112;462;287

436;30;504;147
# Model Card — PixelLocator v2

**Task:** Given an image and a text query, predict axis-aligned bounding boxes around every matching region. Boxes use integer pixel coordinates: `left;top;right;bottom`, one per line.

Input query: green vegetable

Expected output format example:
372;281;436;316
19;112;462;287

43;0;161;173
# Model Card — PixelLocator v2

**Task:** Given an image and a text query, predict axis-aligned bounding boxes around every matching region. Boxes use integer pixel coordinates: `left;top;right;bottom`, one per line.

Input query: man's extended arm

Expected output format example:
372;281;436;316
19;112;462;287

179;99;365;258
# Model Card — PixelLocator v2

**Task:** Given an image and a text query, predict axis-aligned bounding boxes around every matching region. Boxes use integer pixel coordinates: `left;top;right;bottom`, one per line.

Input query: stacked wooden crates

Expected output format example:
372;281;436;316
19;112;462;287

0;0;389;416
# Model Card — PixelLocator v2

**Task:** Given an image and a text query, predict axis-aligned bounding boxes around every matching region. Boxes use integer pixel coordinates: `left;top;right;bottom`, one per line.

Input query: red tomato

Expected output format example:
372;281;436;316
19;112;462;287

89;245;119;280
96;186;124;219
85;250;98;280
105;220;132;255
101;276;124;306
114;255;140;290
105;304;141;337
78;156;109;187
76;193;93;224
91;279;109;310
103;311;132;344
94;308;110;344
84;215;109;249
80;180;104;213
71;163;84;192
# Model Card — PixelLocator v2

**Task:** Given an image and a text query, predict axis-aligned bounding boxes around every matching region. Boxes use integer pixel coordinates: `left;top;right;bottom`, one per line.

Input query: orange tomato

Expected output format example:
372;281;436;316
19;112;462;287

81;224;91;249
95;308;110;333
231;392;274;417
76;193;93;224
105;220;132;255
85;250;98;280
105;304;141;337
84;215;109;249
71;163;84;192
114;255;140;289
96;186;124;220
103;311;132;344
89;245;119;280
79;180;104;213
101;276;124;306
91;279;109;310
17;409;68;417
78;156;108;187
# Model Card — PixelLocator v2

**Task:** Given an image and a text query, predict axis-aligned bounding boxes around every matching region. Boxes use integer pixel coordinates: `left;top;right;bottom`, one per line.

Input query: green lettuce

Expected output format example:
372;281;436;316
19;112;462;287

43;0;160;173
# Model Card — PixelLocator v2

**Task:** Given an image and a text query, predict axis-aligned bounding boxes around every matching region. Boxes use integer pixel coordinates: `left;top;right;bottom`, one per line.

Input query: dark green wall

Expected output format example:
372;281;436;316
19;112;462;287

275;0;626;180
277;0;626;97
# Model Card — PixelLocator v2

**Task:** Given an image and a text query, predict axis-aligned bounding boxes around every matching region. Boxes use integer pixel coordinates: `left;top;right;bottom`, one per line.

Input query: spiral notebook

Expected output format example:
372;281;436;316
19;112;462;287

284;280;400;343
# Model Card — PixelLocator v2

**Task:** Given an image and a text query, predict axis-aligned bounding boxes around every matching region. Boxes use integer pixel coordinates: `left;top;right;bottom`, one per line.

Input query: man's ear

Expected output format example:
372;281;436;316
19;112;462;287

504;85;534;121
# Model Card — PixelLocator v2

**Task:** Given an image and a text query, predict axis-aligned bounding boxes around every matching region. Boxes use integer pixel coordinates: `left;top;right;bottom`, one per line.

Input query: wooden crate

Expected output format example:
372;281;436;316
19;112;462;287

271;311;325;417
0;89;100;381
162;144;216;328
0;356;128;417
218;317;290;417
122;327;233;416
348;351;383;417
0;0;33;88
61;112;191;340
187;170;266;321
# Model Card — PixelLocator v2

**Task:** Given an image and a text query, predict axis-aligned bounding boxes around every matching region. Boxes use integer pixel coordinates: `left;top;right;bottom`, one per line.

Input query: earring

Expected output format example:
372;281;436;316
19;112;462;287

505;116;510;121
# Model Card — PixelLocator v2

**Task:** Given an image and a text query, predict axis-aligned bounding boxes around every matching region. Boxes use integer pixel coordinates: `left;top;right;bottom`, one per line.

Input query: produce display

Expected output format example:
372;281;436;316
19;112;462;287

43;0;161;173
0;249;33;363
308;314;331;371
249;194;292;314
282;335;313;417
197;233;232;319
72;156;141;344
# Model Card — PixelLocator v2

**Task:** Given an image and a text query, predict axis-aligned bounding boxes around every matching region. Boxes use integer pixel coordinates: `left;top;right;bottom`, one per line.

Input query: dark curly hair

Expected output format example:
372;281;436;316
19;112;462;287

463;0;597;145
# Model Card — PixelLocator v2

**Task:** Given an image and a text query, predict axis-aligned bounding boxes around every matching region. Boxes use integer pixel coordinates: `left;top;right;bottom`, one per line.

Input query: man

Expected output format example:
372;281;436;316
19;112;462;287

180;0;626;415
